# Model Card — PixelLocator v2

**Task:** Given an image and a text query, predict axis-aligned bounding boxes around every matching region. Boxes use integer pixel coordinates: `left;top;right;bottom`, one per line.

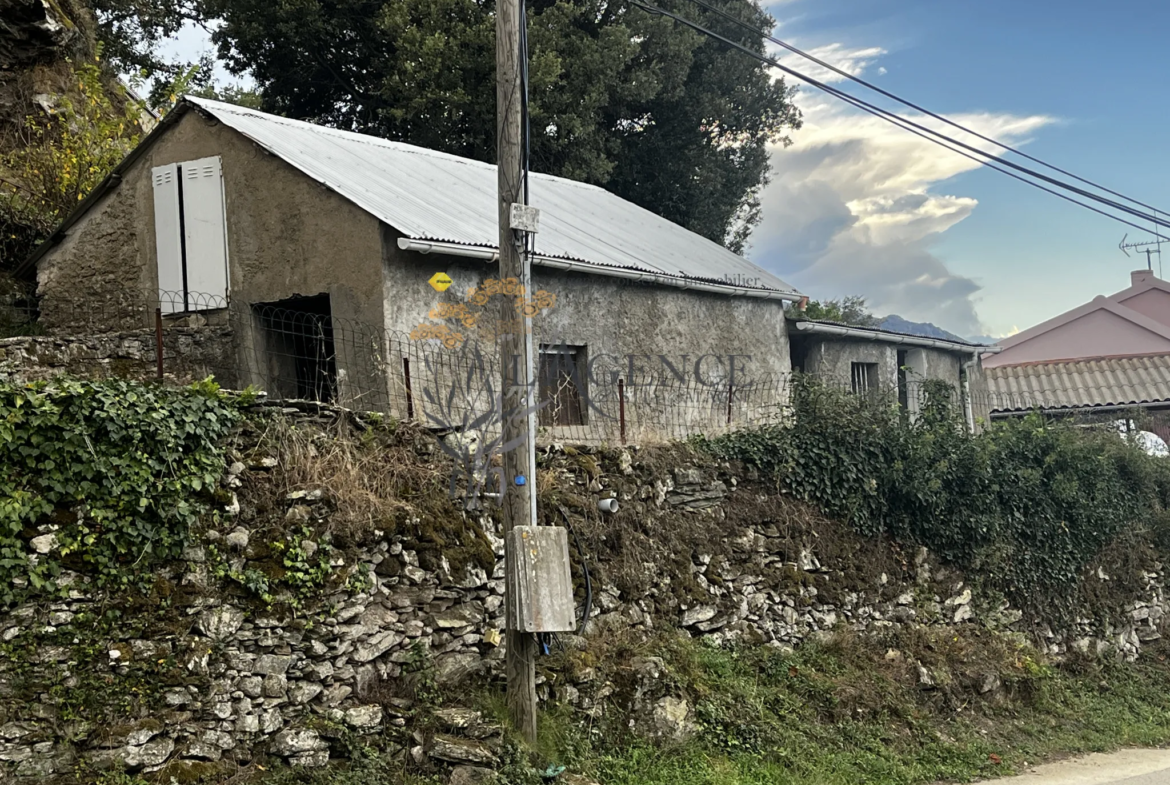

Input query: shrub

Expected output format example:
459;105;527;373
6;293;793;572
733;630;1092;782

703;376;1170;611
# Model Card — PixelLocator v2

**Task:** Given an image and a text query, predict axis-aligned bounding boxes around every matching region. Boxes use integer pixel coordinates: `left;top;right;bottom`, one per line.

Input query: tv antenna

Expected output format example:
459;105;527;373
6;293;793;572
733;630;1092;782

1120;223;1164;277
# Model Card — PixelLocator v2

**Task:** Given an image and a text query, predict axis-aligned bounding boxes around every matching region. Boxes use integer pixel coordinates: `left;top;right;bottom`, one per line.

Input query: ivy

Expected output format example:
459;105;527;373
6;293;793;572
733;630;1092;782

210;526;337;613
0;378;239;605
703;376;1170;611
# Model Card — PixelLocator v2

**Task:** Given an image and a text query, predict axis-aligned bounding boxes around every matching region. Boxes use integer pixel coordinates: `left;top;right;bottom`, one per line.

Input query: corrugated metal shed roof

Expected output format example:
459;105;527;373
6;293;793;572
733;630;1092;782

986;355;1170;413
796;318;986;349
185;97;799;296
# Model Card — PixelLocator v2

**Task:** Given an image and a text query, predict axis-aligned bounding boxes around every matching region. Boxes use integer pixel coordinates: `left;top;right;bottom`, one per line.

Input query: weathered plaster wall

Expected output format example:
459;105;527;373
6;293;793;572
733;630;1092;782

904;347;961;385
803;338;898;390
380;233;791;440
36;109;386;331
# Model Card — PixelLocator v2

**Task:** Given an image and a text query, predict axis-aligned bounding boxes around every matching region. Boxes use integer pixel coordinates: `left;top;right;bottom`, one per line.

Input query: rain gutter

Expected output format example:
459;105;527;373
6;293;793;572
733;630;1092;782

793;319;1003;355
397;238;802;302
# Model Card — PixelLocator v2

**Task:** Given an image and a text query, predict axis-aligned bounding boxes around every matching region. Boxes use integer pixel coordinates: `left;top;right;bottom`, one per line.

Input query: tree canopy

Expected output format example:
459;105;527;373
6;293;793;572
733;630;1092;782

87;0;801;251
800;296;880;328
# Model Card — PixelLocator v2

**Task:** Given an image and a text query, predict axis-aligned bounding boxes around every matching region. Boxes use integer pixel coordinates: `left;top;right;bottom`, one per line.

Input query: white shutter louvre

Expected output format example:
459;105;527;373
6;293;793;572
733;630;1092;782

180;156;229;309
151;165;184;314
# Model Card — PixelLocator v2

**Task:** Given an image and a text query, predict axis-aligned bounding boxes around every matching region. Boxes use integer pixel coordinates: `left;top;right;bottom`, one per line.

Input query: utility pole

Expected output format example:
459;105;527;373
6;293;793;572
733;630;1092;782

497;0;539;744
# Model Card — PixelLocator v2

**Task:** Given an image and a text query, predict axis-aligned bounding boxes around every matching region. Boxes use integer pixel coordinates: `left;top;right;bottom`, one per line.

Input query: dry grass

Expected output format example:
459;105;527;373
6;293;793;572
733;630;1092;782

231;411;496;575
242;414;446;540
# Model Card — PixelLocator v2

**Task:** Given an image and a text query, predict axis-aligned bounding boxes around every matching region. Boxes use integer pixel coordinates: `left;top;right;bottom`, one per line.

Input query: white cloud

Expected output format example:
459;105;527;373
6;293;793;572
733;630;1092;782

749;50;1054;337
771;43;887;85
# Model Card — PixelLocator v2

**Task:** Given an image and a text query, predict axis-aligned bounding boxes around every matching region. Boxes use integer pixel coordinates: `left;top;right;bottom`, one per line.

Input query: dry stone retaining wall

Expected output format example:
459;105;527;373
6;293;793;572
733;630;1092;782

0;404;1165;781
0;326;235;386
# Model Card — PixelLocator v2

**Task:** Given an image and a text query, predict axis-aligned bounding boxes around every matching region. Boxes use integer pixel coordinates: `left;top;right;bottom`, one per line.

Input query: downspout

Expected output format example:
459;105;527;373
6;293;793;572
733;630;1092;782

961;358;976;434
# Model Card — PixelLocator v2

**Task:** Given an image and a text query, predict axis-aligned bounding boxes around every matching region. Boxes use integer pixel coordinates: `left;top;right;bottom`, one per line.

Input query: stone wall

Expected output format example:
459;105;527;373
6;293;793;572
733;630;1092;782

0;326;236;386
0;403;1165;782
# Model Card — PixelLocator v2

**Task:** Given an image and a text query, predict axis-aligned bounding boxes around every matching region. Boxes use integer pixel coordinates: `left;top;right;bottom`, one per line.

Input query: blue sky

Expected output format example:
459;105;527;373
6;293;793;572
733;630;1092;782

161;0;1170;339
751;0;1170;338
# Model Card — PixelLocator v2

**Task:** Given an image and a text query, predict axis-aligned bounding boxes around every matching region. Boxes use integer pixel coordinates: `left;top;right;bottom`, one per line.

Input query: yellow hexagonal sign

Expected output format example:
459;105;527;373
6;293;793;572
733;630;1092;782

428;272;453;292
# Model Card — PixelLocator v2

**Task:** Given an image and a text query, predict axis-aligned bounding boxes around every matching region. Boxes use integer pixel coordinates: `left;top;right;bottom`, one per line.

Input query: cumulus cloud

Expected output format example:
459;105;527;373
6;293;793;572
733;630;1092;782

748;50;1054;337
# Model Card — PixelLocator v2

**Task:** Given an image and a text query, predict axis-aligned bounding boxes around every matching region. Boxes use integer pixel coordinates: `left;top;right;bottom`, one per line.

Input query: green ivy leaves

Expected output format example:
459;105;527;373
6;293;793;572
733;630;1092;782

0;378;239;605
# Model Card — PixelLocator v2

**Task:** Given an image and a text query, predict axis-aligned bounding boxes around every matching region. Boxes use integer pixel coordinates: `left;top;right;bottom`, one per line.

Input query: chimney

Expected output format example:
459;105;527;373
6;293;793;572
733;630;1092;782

1132;269;1155;287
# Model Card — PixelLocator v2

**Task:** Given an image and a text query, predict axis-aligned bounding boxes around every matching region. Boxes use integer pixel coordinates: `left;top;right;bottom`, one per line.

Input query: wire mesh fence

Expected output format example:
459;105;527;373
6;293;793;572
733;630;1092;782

5;286;1156;445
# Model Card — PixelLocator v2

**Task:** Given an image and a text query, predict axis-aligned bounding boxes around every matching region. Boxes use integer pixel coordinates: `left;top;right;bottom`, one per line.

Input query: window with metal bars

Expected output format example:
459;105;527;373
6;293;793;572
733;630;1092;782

851;362;879;395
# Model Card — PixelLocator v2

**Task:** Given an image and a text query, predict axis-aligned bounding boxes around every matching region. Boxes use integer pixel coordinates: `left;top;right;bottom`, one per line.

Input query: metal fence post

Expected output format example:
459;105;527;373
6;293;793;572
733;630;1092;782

155;307;164;380
618;377;627;445
403;357;415;421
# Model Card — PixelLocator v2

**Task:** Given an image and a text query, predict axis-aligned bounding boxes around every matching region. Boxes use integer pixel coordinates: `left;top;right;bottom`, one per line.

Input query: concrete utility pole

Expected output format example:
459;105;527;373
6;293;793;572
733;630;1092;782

497;0;539;743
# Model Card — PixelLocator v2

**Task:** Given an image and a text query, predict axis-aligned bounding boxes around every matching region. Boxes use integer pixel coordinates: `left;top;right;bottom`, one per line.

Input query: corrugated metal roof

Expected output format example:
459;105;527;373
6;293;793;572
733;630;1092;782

185;97;799;296
986;355;1170;412
796;318;986;349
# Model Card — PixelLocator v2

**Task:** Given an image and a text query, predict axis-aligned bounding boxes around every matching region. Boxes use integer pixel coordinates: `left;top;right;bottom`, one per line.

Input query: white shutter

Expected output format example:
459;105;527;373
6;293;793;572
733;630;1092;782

181;156;229;309
152;164;184;314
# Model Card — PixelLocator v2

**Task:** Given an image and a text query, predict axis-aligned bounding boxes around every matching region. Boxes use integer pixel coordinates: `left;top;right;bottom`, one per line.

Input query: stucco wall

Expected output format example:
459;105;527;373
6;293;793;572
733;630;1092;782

35;108;385;330
1115;287;1170;328
802;339;898;391
984;309;1170;367
904;347;961;384
798;337;988;428
380;231;792;441
34;108;387;405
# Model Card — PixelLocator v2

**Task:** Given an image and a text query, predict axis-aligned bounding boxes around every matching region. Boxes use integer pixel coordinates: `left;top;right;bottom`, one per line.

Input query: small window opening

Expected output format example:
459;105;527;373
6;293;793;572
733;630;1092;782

851;362;879;395
539;345;587;426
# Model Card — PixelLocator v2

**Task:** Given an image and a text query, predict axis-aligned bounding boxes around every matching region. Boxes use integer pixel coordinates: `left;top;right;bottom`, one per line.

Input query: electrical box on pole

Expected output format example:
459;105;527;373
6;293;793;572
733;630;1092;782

509;203;541;234
505;526;576;633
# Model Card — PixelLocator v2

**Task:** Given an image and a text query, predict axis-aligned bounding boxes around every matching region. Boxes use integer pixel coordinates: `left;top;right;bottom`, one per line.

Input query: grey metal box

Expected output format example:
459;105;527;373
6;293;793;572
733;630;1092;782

505;525;576;633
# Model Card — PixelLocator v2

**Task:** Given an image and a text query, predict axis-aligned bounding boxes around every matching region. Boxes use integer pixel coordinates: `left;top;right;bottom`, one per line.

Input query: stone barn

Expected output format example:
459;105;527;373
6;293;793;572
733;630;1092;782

15;97;802;442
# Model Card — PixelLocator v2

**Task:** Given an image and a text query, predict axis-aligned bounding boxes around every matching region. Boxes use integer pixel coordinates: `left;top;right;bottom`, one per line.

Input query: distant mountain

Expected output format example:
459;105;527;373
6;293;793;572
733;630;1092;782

878;315;996;345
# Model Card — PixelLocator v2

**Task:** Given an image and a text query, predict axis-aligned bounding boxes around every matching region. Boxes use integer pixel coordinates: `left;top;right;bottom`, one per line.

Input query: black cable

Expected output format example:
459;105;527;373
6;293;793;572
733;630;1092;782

685;0;1168;221
818;76;1170;241
519;0;536;260
629;0;1170;241
520;0;532;207
557;503;593;636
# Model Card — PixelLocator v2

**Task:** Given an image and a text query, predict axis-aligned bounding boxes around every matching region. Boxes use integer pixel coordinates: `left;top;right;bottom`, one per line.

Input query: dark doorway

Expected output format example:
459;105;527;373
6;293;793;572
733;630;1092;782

789;335;812;373
253;294;338;402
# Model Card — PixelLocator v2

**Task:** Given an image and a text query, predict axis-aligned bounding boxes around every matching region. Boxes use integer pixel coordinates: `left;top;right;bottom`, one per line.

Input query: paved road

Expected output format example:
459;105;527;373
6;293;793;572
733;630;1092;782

981;749;1170;785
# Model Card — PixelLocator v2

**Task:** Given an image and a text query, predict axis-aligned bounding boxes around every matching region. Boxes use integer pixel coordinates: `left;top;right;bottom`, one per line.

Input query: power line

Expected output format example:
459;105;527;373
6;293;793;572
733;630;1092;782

684;0;1169;219
629;0;1170;242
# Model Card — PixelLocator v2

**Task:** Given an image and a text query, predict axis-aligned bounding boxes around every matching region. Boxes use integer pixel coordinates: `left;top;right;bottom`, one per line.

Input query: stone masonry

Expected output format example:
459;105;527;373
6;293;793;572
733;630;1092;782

0;403;1166;780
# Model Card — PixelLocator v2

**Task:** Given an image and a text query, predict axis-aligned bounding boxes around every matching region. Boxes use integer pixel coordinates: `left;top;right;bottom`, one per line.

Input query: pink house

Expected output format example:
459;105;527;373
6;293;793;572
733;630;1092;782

984;270;1170;423
985;269;1170;368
